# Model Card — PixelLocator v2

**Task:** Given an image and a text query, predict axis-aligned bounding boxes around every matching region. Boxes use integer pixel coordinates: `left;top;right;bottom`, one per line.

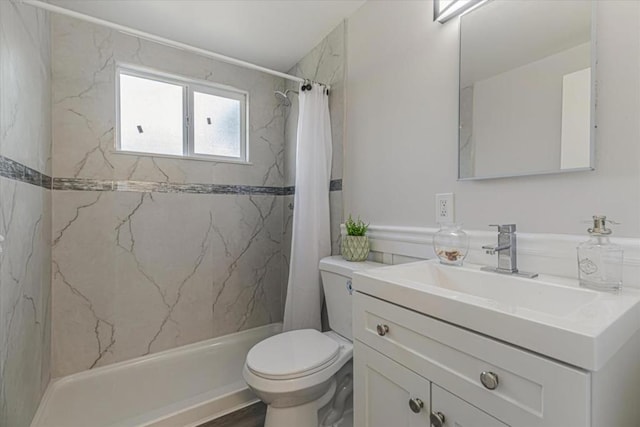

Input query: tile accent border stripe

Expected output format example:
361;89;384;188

52;178;112;191
52;178;285;195
0;156;343;195
0;156;52;189
283;180;341;196
53;178;344;194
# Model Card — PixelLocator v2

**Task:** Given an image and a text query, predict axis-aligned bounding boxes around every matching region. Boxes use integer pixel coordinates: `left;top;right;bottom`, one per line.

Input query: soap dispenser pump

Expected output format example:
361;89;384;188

577;215;623;292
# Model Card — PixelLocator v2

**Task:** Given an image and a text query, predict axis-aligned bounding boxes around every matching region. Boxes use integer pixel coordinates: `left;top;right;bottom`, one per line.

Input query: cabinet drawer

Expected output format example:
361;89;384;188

353;292;590;427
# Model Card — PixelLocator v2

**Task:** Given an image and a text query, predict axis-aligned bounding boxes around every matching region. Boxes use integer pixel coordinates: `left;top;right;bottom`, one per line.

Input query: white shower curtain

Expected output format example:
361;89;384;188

283;83;332;331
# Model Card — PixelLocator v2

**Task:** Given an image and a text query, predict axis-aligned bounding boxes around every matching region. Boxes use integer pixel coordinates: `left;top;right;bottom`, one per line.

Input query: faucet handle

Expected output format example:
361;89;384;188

489;224;516;233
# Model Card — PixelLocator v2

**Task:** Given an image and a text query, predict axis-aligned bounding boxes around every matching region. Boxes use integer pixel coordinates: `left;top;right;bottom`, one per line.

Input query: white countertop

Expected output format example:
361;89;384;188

353;260;640;371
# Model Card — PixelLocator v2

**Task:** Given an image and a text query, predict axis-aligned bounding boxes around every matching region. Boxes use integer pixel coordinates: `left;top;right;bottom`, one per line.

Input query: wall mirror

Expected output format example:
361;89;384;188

458;0;595;180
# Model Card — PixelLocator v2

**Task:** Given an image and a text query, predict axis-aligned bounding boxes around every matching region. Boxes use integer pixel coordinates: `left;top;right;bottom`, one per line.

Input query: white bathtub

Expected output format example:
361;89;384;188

31;323;281;427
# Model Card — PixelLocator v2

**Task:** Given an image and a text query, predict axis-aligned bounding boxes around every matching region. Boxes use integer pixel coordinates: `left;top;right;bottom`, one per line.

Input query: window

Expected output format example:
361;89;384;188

116;65;248;162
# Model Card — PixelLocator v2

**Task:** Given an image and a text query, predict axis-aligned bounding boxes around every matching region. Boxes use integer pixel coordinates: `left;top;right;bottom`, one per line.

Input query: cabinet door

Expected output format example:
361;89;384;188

354;292;590;427
354;341;430;427
431;384;507;427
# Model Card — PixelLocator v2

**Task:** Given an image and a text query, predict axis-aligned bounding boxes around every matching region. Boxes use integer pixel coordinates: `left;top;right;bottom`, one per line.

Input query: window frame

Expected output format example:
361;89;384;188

115;63;250;164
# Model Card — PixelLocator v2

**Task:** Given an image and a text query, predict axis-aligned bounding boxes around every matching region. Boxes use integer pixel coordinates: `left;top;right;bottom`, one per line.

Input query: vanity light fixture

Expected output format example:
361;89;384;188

434;0;485;23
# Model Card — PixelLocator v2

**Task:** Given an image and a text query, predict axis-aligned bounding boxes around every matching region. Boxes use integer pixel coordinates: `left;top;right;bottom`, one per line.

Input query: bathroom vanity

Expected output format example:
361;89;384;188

351;261;640;427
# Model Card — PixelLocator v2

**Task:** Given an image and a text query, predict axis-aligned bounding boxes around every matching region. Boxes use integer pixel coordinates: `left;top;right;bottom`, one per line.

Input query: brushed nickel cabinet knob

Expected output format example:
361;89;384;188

408;397;424;414
376;324;389;336
480;371;499;390
430;411;446;427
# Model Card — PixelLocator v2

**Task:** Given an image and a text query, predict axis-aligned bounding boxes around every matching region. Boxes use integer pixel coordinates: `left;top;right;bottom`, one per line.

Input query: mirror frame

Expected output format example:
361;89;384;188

457;0;597;181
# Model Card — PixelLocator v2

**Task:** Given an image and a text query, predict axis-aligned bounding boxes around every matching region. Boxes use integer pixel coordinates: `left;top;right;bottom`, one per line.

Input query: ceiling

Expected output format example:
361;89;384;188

47;0;366;72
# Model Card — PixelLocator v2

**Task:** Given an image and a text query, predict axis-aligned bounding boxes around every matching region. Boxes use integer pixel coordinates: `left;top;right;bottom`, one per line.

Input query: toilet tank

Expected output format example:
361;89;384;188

319;256;384;340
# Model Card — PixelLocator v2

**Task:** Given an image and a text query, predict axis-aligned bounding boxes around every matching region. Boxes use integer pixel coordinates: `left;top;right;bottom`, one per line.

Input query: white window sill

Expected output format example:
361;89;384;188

112;150;253;166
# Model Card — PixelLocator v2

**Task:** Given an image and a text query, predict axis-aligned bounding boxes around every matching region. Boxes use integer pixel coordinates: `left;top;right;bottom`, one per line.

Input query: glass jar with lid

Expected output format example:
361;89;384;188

433;223;470;266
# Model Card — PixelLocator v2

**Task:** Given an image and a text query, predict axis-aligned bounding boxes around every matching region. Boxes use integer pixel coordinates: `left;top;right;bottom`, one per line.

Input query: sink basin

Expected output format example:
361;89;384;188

353;260;640;371
374;261;598;317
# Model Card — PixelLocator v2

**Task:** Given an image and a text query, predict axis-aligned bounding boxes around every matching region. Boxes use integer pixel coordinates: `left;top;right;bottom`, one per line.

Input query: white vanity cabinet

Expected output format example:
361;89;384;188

353;292;591;427
355;340;507;427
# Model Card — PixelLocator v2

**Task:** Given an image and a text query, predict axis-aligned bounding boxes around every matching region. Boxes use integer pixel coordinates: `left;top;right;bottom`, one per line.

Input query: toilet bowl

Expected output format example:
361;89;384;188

243;330;352;427
243;256;383;427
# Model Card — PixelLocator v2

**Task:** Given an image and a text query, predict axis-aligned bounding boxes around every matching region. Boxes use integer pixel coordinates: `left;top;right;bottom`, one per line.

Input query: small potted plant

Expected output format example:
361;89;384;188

342;215;370;262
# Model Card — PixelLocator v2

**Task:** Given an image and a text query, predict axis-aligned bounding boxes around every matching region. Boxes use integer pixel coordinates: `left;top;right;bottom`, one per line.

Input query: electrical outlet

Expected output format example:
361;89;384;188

435;193;455;224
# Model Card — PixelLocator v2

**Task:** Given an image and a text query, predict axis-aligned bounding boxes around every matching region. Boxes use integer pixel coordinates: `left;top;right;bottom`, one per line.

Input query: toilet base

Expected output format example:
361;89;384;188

264;379;336;427
265;399;319;427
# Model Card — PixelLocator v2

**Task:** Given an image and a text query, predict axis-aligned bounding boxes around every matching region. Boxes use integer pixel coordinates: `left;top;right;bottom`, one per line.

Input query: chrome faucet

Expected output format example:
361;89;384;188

481;224;538;278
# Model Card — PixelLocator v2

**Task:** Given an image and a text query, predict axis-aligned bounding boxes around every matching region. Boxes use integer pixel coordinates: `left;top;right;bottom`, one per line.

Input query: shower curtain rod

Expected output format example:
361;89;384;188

21;0;330;89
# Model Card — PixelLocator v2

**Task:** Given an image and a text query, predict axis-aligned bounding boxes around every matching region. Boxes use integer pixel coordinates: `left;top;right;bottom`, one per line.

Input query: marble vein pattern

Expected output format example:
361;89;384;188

51;14;289;377
52;191;283;376
286;21;346;185
52;14;285;188
50;13;344;378
0;1;52;177
0;179;51;427
0;2;52;425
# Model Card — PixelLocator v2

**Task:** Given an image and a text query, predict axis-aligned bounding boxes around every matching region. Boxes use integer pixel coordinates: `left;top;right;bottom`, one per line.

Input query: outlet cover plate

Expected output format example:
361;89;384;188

436;193;455;224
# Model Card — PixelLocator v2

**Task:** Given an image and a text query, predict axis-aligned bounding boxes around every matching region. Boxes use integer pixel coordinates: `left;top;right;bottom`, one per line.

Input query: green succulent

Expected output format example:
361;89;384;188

345;215;369;236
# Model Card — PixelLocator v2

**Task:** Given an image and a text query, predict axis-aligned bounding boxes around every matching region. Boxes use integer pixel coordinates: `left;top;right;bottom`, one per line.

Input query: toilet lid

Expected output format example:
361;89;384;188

246;329;340;380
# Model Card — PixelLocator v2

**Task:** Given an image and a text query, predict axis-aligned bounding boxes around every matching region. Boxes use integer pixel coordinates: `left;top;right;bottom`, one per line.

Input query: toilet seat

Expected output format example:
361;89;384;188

246;329;340;380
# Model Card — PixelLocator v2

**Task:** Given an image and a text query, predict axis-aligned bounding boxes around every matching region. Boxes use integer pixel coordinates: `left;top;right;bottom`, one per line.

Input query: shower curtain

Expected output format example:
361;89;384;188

283;83;332;331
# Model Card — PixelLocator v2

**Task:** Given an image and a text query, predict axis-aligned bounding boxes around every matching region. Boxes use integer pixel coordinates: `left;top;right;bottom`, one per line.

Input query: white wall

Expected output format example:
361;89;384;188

345;0;640;237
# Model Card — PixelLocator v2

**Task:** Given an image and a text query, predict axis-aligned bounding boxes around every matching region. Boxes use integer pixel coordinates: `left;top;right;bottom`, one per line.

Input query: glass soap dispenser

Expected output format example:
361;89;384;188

577;215;623;292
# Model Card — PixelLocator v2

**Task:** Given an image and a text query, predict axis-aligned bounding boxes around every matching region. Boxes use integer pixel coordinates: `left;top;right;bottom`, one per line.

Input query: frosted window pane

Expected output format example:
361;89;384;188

120;74;183;156
194;91;241;157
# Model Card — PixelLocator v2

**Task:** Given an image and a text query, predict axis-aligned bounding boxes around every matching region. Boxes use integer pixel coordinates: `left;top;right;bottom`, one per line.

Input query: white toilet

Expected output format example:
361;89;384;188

243;256;383;427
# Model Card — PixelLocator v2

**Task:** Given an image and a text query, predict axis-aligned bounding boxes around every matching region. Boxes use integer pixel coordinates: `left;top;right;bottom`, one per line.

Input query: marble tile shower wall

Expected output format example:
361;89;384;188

283;21;346;291
0;2;52;426
51;15;288;377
